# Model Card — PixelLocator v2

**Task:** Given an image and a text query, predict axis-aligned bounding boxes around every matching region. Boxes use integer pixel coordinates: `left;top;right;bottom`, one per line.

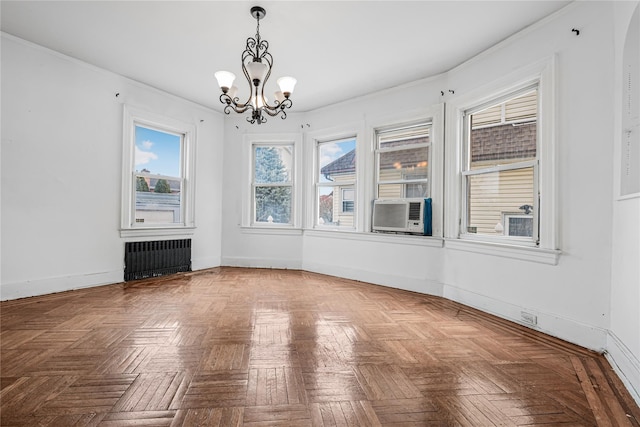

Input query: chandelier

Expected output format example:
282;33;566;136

214;6;297;125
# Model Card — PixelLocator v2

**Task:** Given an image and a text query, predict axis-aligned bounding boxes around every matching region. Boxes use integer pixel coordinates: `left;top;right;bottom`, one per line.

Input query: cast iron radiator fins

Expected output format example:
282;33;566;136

124;239;191;281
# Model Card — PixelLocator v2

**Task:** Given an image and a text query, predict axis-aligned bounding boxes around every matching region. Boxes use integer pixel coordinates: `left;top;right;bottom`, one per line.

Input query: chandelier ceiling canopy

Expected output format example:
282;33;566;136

215;6;296;125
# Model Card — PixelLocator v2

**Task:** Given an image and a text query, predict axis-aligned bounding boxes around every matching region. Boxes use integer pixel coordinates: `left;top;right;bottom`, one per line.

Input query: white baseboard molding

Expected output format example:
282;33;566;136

443;284;608;352
221;256;303;270
302;261;444;296
606;331;640;406
0;257;220;301
1;270;123;301
192;256;221;271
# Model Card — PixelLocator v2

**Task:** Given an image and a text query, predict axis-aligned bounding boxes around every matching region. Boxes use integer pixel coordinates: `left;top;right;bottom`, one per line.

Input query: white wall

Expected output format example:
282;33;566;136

220;114;305;269
608;1;640;405
1;34;225;300
442;1;616;347
219;0;640;402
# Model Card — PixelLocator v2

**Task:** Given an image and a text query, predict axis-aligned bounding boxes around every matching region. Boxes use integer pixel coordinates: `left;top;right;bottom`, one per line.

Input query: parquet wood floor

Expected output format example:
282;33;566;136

1;267;639;426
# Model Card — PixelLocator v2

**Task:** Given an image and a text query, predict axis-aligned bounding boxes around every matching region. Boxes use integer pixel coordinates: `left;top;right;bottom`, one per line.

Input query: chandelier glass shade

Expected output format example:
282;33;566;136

215;6;296;125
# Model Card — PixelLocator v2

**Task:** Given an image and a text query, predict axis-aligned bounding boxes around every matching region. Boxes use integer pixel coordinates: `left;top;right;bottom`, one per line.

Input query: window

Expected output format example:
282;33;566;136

121;107;195;236
341;188;354;213
252;144;293;225
375;123;431;200
462;86;539;244
315;137;357;228
133;126;183;225
503;213;534;237
445;61;557;262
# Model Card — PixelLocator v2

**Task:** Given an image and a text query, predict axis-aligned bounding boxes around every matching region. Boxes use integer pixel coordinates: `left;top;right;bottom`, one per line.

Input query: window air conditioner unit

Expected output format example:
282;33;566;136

372;198;426;234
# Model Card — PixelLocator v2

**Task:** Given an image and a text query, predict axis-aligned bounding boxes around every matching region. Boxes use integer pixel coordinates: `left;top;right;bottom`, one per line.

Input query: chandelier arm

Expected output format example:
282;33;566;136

260;49;273;91
220;93;254;115
261;97;293;114
264;108;288;118
241;44;257;107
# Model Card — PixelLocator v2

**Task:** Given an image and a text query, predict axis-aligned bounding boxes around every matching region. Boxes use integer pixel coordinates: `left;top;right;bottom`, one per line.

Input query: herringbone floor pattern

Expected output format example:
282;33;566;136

1;267;639;426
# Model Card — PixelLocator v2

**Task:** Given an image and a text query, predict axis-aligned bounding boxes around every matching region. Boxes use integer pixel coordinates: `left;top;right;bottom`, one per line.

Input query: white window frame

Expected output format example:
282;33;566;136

120;106;196;238
241;133;302;230
461;84;539;247
444;58;559;264
375;122;432;201
369;104;444;238
251;142;294;226
314;136;358;230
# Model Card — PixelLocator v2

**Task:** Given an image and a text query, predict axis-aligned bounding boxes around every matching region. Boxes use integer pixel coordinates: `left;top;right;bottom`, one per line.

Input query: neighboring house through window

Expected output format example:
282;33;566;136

462;87;538;244
375;122;431;200
316;137;357;228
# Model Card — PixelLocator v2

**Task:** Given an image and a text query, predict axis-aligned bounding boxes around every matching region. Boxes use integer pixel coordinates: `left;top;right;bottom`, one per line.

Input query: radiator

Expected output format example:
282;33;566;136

124;239;191;281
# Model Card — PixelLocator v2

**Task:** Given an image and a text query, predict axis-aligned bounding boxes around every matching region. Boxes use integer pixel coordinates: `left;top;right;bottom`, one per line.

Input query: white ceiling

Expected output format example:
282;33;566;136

1;1;571;113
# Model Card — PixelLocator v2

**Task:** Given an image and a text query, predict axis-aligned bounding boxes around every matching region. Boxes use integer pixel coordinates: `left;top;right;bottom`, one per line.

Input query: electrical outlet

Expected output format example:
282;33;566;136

521;311;537;325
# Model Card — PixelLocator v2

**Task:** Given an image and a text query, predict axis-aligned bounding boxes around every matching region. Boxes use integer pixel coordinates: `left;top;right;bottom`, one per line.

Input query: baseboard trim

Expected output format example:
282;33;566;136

302;261;443;296
192;256;221;271
221;256;303;270
1;270;123;301
443;283;608;352
606;331;640;406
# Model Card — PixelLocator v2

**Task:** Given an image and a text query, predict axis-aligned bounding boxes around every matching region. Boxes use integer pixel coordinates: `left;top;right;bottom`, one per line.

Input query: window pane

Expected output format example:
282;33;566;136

318;184;355;227
135;177;182;224
317;185;354;227
133;125;183;226
255;186;291;224
379;147;429;181
317;186;334;225
466;167;535;236
379;128;429;148
406;182;429;198
378;183;428;199
469;91;537;168
376;125;430;201
254;146;292;184
135;125;181;176
318;139;356;183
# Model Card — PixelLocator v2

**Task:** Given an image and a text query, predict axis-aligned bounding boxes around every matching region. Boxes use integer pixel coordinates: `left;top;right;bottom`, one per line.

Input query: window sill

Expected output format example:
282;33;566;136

445;238;560;265
120;227;195;239
240;226;303;236
237;226;443;247
305;229;444;248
